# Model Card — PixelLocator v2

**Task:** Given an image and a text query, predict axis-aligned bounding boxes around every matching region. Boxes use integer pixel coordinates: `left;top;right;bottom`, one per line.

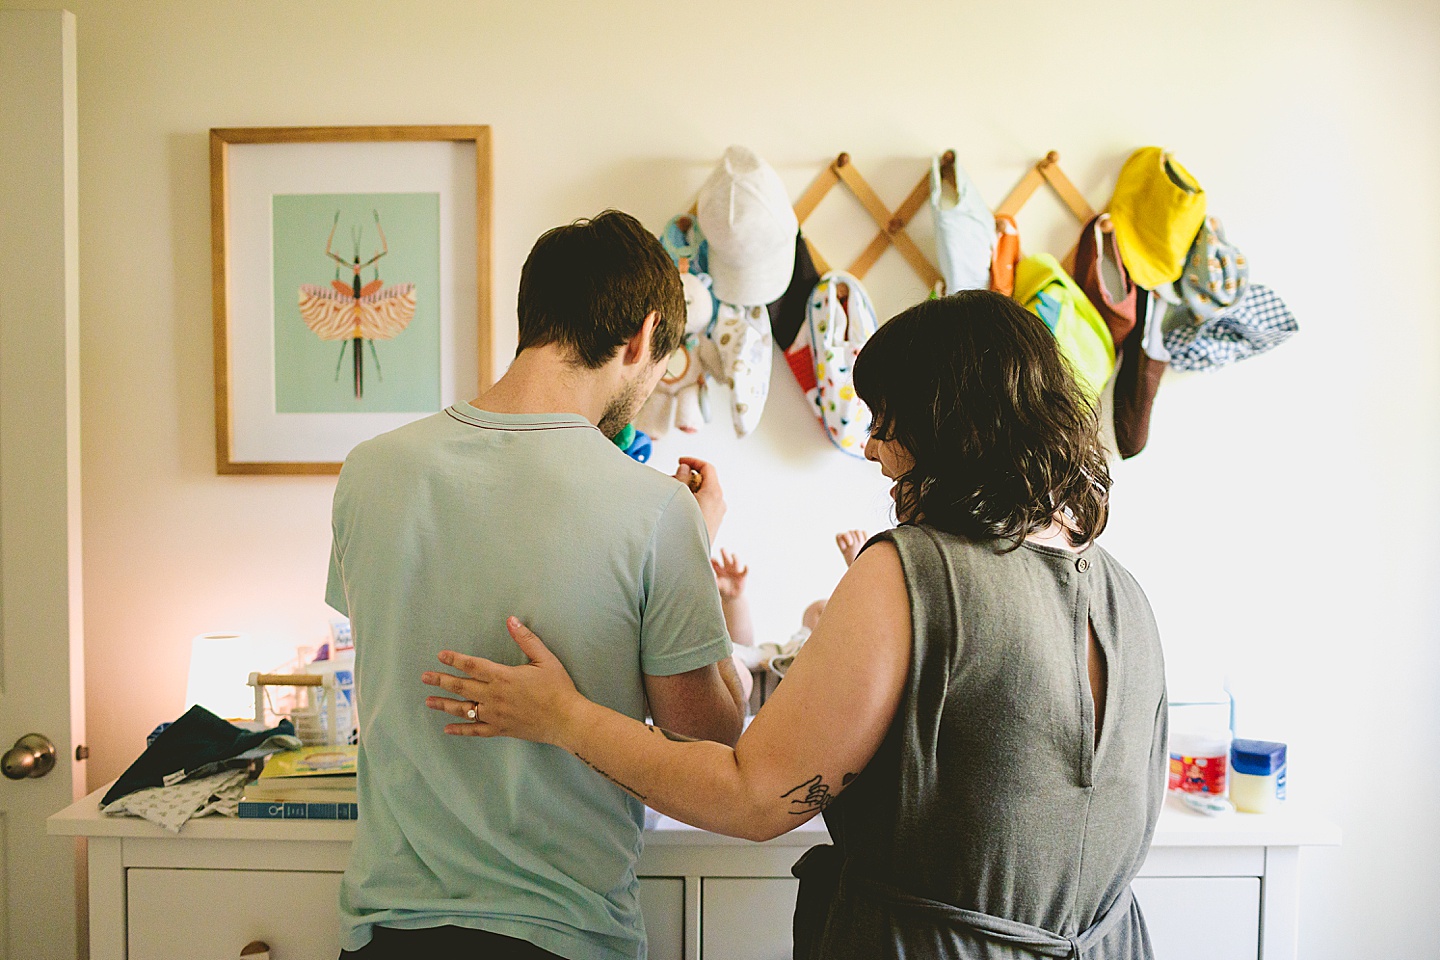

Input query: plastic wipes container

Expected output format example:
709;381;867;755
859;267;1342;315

1230;739;1287;813
1168;731;1230;796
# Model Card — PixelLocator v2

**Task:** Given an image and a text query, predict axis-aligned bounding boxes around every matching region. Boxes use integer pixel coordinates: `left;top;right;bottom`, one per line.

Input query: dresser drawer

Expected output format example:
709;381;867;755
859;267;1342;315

127;868;342;960
700;877;797;960
1132;876;1260;960
638;877;685;960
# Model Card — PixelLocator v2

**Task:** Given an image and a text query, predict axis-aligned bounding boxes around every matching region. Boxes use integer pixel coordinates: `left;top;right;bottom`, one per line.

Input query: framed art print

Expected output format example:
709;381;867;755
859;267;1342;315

210;125;492;474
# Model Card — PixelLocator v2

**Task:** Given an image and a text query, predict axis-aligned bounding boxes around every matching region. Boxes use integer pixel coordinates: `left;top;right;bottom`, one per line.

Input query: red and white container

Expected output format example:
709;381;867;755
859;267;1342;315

1168;730;1231;796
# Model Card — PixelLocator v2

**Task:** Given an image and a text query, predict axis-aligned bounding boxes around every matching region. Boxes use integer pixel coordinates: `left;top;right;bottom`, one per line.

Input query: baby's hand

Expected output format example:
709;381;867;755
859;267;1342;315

835;530;869;567
712;549;749;599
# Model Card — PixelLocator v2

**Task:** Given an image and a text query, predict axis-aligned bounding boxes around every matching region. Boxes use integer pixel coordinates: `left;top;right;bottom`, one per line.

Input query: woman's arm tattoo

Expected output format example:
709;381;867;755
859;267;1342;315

576;754;648;801
781;772;857;815
575;728;700;801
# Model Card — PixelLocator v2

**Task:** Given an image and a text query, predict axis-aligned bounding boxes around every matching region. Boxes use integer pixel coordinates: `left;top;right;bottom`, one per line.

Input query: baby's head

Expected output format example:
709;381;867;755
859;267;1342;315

802;600;826;632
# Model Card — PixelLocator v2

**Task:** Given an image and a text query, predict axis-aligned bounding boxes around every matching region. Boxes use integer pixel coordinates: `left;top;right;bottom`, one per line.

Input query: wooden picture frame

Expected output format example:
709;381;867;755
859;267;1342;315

210;125;492;475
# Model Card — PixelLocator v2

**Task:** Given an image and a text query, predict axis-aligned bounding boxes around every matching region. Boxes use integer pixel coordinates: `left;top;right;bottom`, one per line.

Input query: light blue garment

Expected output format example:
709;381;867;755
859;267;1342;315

1178;216;1249;321
930;154;995;293
660;214;708;275
327;403;731;959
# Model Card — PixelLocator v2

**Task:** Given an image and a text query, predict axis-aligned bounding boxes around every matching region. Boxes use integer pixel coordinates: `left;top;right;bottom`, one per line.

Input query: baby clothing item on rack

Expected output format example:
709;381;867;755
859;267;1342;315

930;153;995;293
660;213;709;275
681;271;717;331
771;234;827;420
696;145;797;306
1142;289;1172;362
634;270;718;439
1073;213;1137;348
1178;217;1249;321
1014;253;1116;401
101;767;250;833
1112;291;1170;459
1164;283;1297;372
707;303;773;438
990;214;1021;297
804;271;879;457
635;329;712;439
767;231;822;353
1107;147;1207;290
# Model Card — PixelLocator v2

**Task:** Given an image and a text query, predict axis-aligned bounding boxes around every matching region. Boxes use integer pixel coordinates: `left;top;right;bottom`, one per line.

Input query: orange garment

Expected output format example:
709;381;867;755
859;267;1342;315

989;215;1021;297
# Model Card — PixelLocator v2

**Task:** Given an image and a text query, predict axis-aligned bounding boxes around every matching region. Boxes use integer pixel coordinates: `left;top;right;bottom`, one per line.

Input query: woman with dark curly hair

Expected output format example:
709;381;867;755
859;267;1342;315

425;290;1168;960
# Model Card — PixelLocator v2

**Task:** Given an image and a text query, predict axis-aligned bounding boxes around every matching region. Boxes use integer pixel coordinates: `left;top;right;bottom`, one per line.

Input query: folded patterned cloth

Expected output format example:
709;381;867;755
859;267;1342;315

101;768;250;833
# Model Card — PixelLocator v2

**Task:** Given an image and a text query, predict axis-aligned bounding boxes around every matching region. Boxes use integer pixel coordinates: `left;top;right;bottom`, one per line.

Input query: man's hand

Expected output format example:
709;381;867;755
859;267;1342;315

675;457;725;544
711;549;749;600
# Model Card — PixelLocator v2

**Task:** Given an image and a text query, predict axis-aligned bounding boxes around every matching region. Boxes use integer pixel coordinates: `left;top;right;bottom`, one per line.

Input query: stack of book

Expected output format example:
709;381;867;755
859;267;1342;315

238;744;358;820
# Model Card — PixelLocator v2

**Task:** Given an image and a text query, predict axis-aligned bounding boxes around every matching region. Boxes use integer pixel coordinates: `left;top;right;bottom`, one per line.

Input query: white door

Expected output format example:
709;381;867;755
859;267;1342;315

0;10;85;960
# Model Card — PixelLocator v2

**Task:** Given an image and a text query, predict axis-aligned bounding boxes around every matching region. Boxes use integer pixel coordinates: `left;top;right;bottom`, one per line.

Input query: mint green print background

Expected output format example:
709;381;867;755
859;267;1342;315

273;192;441;413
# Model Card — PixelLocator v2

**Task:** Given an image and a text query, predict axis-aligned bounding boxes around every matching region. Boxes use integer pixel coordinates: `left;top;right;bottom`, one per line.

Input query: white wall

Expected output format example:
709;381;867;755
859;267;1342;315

8;0;1435;954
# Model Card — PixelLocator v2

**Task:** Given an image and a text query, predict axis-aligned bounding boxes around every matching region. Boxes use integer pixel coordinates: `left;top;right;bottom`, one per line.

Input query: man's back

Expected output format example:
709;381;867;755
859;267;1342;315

327;402;731;959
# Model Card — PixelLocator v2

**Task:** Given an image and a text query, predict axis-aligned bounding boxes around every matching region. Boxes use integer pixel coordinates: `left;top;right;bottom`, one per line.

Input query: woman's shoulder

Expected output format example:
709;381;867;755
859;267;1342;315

866;523;1000;555
1084;541;1146;591
873;525;1041;572
864;526;1018;597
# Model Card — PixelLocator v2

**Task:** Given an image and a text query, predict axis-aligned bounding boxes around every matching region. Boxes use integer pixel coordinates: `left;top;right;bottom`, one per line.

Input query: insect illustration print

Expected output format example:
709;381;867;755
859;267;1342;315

297;210;417;399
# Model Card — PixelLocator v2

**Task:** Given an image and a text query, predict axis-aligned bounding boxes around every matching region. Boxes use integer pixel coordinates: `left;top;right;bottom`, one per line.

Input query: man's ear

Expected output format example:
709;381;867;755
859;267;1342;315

623;312;661;366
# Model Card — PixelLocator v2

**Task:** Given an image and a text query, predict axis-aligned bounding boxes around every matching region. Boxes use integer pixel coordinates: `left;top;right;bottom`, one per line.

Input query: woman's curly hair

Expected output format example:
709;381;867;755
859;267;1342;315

852;289;1111;548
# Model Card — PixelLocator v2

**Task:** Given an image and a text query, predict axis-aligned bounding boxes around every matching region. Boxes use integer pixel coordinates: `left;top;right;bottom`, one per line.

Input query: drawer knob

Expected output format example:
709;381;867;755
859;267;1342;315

240;941;270;960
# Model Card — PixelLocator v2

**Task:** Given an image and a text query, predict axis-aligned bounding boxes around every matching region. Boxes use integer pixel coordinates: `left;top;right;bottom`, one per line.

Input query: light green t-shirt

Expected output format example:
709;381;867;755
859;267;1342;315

327;403;731;959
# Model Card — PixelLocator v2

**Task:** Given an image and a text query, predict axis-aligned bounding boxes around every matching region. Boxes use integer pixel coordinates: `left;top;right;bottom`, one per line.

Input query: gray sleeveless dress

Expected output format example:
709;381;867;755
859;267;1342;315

792;525;1168;959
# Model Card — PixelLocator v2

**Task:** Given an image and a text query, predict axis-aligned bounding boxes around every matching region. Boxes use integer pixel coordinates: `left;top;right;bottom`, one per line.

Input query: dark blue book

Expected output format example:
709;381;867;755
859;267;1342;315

237;800;358;820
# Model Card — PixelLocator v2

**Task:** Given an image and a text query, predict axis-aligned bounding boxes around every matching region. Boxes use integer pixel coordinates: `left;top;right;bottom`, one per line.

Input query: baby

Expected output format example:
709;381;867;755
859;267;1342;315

714;530;870;693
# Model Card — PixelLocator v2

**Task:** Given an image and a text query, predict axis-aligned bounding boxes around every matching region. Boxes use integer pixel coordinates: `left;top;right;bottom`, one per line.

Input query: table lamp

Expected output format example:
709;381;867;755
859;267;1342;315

185;632;285;723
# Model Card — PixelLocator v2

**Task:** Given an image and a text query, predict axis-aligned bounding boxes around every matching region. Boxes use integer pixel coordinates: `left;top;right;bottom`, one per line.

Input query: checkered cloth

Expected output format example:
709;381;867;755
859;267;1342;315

1164;283;1297;372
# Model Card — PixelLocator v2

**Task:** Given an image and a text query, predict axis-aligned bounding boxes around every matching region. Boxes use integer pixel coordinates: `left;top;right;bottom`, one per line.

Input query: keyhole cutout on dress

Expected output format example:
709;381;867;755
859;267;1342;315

1086;618;1108;751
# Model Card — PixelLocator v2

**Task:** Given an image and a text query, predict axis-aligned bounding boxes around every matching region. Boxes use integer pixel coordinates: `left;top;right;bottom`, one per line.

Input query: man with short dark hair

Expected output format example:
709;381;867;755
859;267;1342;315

328;210;746;959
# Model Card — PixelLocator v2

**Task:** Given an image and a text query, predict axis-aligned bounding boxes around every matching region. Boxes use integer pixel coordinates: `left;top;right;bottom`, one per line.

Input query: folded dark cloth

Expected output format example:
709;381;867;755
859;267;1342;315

101;705;297;807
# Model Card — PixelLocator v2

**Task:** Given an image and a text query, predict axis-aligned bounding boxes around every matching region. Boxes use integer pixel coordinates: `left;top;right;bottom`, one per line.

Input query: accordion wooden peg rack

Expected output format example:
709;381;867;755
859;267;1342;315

791;151;943;288
994;150;1096;223
687;149;1098;294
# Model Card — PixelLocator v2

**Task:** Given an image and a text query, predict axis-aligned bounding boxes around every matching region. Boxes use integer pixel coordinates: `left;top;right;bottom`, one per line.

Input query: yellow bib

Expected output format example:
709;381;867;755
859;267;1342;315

1107;147;1207;290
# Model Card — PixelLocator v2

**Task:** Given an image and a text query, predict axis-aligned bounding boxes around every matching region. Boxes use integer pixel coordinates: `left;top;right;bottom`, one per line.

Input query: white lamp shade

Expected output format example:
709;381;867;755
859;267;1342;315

185;633;291;721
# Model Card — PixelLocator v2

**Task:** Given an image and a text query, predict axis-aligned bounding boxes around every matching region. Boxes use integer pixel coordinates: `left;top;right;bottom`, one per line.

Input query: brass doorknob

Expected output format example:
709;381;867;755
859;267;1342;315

2;734;57;780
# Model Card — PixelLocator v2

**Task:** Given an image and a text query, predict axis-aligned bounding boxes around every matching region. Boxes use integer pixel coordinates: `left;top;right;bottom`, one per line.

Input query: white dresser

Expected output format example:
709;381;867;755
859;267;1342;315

49;786;1337;960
